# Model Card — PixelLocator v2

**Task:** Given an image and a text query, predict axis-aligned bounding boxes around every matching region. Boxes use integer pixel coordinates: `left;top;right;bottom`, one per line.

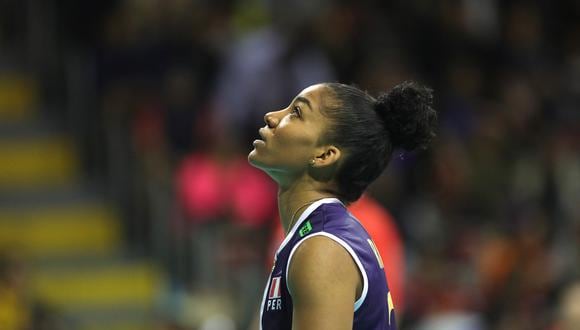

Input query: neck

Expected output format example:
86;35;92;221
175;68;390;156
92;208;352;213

277;176;336;233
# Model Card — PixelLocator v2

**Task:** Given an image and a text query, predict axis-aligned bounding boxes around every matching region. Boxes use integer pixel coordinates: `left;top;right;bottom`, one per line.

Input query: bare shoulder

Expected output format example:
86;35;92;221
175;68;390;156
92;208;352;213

287;235;362;329
288;234;361;305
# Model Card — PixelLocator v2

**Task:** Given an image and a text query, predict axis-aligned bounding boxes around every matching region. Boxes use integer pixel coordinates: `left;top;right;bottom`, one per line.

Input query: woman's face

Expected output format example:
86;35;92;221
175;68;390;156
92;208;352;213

248;84;332;178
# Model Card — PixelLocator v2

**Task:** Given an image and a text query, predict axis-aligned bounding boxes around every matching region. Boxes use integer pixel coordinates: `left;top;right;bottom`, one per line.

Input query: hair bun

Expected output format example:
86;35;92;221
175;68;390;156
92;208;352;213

374;81;437;151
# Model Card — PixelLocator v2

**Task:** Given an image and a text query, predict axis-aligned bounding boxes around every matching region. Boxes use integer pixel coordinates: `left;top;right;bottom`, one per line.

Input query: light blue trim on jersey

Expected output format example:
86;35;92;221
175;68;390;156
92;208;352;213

285;232;369;312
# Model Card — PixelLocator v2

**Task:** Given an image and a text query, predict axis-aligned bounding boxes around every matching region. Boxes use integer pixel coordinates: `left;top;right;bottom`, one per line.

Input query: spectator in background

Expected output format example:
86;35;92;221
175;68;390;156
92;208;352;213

211;0;336;143
173;124;278;327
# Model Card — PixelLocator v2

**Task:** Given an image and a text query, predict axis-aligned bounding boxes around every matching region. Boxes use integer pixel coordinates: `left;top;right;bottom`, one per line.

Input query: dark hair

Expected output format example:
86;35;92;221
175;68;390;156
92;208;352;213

321;81;437;204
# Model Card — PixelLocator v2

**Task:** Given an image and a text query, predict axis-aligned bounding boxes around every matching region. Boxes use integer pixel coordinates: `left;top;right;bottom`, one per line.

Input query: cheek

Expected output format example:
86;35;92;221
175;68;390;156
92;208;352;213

276;129;312;148
270;127;317;164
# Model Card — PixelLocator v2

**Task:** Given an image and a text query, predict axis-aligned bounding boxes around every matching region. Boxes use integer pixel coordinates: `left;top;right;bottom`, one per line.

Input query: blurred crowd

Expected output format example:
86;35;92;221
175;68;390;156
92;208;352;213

2;0;580;329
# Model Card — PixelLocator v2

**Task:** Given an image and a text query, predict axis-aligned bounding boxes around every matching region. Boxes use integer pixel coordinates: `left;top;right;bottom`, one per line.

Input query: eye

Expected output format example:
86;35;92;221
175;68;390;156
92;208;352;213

291;105;302;118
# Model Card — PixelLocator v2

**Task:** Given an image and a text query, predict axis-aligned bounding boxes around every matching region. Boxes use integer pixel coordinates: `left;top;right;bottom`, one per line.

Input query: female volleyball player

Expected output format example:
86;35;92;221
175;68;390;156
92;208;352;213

248;81;436;329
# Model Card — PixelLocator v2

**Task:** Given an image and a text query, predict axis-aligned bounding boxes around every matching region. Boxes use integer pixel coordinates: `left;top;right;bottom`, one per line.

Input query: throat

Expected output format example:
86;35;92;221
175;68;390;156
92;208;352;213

278;188;337;234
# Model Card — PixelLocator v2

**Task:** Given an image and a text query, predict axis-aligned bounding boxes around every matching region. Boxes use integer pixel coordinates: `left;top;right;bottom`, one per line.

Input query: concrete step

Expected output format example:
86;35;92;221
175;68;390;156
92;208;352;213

30;259;164;310
0;134;79;187
0;201;121;258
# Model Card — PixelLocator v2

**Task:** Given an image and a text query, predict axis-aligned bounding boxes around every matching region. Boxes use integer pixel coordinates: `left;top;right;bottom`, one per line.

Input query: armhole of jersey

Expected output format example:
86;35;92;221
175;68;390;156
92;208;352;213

285;232;369;312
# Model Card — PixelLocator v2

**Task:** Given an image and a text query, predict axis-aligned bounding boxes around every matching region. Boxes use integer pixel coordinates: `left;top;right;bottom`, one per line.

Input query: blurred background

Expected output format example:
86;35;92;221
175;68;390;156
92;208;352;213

0;0;579;329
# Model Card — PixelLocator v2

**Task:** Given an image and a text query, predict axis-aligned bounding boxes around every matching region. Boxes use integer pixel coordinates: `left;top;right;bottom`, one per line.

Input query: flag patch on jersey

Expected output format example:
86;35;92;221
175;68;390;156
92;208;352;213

299;221;312;237
268;276;282;299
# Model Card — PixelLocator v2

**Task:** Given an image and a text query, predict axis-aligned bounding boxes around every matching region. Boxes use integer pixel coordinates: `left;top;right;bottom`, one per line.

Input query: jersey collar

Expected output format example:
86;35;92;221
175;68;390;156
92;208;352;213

276;197;343;256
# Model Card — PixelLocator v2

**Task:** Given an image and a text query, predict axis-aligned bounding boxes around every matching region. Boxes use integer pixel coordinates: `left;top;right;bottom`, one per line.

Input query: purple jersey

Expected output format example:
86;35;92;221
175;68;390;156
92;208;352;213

260;198;396;330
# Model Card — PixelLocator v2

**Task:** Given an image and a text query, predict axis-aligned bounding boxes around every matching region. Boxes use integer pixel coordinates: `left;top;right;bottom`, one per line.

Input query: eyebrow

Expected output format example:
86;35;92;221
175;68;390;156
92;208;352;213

295;96;313;111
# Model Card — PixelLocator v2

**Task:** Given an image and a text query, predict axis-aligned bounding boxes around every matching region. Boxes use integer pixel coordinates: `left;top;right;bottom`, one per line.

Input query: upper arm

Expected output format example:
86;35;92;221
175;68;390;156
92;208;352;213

287;235;362;330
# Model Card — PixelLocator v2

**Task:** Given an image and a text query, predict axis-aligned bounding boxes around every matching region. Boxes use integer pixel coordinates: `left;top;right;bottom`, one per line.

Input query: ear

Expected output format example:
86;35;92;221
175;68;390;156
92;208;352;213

311;145;342;168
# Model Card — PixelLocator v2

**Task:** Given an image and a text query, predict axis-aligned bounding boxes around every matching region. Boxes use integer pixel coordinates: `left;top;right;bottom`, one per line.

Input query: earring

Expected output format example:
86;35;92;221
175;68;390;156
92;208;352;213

309;159;316;166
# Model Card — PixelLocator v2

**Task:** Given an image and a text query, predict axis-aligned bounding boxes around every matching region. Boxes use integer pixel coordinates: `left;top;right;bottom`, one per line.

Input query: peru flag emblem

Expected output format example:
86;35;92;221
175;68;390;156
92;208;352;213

268;276;282;299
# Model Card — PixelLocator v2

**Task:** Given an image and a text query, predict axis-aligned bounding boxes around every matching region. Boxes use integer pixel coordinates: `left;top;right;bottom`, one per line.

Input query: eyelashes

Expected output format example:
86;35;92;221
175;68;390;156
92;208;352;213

291;105;302;118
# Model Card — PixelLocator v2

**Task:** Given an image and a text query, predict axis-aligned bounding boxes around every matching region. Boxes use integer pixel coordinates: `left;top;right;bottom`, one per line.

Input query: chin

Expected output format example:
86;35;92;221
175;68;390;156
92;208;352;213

247;149;263;168
248;150;276;174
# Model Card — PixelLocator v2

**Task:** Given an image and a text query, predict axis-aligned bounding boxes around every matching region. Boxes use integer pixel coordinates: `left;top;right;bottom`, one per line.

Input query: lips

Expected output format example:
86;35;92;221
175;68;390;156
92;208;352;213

252;127;269;148
258;127;268;141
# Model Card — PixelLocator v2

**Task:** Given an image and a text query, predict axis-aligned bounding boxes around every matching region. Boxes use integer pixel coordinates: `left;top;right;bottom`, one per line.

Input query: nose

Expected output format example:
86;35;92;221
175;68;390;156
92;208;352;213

264;111;279;128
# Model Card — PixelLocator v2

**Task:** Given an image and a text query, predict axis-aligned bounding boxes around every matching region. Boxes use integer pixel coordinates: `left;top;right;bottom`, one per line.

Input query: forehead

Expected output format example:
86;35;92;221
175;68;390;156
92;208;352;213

296;84;329;110
298;83;326;98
